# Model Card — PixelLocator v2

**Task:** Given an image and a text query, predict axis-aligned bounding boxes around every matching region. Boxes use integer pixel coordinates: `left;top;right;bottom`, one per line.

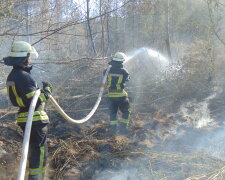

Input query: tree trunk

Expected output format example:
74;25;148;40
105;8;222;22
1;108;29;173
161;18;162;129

165;0;172;61
100;0;105;56
86;0;97;56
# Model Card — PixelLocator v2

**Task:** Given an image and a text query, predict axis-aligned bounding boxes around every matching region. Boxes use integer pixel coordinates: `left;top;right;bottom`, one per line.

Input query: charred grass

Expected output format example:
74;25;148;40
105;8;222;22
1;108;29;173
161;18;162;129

1;112;225;180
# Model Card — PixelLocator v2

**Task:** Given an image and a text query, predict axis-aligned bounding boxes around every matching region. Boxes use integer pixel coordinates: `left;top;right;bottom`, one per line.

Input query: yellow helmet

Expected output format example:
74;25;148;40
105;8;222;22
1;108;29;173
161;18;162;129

113;52;127;62
8;41;38;58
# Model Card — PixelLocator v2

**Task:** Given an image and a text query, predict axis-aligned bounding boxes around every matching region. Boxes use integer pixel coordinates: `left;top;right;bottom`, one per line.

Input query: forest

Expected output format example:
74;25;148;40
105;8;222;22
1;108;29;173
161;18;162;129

1;0;225;179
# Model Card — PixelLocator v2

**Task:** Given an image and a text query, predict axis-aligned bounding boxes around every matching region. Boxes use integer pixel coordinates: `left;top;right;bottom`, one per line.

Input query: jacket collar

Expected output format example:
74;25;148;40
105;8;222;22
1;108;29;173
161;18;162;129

108;60;123;68
13;65;33;73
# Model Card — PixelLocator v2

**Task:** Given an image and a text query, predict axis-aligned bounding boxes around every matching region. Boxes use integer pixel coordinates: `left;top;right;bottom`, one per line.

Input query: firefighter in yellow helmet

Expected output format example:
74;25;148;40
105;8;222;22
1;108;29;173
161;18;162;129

4;41;52;180
104;52;131;135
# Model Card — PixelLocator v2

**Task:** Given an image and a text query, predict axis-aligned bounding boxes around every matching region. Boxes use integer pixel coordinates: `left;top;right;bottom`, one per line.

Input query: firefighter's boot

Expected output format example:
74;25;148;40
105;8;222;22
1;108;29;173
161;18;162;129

28;174;44;180
118;123;129;135
108;125;117;137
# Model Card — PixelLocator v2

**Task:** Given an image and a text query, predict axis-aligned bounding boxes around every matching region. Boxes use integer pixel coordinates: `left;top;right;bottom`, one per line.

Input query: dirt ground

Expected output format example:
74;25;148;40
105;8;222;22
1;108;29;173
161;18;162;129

1;109;225;180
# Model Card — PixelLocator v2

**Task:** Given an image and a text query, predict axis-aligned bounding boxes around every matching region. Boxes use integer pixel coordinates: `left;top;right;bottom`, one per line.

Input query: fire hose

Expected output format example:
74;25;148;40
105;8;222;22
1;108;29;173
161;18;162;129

17;65;111;180
49;65;111;123
17;90;41;180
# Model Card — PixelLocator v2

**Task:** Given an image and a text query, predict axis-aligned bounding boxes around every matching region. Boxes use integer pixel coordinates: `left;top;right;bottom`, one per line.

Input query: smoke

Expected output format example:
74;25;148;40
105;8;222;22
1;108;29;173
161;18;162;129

94;169;137;180
180;93;217;128
0;147;6;154
93;159;152;180
157;86;225;163
194;126;225;160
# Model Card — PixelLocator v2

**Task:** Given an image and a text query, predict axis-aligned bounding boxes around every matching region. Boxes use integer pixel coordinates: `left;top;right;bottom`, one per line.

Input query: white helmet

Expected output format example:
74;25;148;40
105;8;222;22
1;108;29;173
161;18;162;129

113;52;127;62
8;41;39;58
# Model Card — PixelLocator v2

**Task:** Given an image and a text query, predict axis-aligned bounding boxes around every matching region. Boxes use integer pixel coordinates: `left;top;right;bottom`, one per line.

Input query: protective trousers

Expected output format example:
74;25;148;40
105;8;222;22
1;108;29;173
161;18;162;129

19;123;48;180
108;96;131;133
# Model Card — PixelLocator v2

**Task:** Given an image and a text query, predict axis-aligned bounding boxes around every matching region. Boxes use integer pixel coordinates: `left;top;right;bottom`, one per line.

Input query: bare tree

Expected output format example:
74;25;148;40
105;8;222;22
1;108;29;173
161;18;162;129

86;0;97;56
165;0;172;60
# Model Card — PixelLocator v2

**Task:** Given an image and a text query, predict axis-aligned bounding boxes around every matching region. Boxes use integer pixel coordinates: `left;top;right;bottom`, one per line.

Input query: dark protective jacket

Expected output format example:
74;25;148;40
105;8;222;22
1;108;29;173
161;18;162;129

6;65;49;124
104;61;130;97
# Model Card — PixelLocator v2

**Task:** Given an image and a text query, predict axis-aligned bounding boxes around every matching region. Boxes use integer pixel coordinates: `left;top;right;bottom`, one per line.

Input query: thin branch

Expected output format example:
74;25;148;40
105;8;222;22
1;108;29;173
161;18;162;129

207;0;225;46
32;56;111;65
31;0;132;45
0;56;112;65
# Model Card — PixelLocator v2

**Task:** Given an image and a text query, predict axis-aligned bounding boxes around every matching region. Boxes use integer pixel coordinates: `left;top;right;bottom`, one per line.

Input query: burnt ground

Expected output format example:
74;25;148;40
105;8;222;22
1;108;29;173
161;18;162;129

1;109;225;180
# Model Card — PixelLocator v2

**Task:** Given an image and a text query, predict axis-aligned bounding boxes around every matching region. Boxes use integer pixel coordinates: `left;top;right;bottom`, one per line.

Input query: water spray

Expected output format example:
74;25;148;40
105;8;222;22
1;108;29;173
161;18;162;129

125;47;169;68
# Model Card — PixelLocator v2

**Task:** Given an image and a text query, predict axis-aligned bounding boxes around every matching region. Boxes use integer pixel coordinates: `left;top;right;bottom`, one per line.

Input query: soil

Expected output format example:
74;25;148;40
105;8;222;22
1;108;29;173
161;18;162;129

1;109;225;180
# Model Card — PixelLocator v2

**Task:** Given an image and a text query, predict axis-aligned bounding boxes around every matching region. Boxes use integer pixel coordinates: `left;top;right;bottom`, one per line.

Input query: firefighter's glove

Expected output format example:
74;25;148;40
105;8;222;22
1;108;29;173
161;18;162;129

42;81;52;93
42;81;52;99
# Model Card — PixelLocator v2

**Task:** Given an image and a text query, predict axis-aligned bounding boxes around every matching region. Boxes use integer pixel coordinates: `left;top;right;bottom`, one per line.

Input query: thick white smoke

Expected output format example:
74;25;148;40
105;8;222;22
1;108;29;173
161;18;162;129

180;93;216;128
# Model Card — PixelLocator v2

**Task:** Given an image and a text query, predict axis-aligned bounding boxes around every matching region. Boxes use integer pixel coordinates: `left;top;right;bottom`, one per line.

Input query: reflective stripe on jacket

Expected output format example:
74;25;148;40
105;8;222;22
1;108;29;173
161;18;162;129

6;65;49;124
17;111;49;123
108;90;128;97
104;61;130;98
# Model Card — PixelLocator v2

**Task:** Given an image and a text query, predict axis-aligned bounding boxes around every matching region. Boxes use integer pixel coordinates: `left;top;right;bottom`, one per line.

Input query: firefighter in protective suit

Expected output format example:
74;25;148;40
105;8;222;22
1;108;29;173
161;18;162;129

4;41;52;180
104;52;131;135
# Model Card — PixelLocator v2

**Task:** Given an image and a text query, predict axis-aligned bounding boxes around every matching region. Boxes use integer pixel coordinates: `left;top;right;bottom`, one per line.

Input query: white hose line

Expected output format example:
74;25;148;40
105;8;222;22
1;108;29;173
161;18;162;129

17;89;41;180
49;65;112;124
